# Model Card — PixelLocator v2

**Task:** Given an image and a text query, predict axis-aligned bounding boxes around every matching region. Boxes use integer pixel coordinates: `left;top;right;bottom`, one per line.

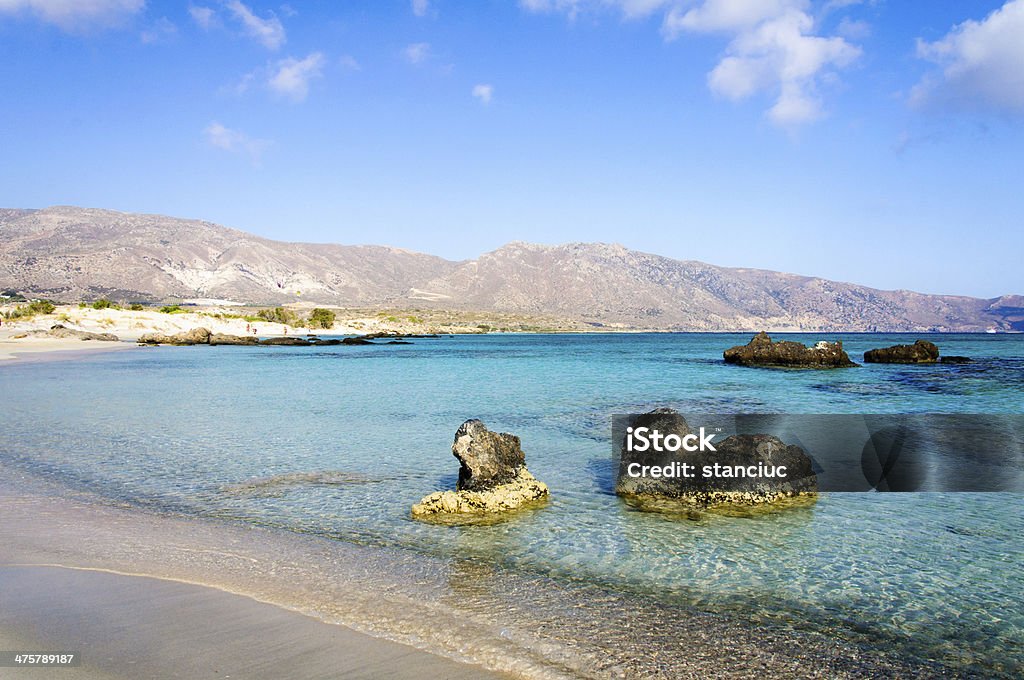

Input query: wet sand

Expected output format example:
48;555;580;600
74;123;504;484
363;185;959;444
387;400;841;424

0;337;134;363
0;565;509;680
0;463;951;679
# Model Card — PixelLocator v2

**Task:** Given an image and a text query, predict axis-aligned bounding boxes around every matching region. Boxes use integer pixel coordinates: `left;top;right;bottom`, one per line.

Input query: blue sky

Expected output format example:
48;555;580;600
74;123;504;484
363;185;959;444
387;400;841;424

0;1;1021;298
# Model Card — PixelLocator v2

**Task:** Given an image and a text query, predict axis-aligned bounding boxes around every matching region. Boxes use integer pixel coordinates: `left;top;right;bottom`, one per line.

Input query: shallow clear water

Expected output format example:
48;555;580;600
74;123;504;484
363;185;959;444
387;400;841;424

2;333;1023;675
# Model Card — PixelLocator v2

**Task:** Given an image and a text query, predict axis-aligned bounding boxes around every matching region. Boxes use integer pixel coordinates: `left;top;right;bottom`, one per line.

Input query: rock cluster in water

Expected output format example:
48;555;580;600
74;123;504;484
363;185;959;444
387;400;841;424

138;328;431;347
138;327;213;345
864;339;939;364
615;408;817;508
863;339;971;364
412;419;549;517
723;331;858;368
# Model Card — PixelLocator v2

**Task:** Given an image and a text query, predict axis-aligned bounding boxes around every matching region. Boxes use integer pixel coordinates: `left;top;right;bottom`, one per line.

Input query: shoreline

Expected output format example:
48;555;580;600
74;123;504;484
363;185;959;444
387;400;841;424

0;338;136;364
0;564;510;680
1;304;1017;348
0;466;565;679
2;323;1010;368
0;463;957;679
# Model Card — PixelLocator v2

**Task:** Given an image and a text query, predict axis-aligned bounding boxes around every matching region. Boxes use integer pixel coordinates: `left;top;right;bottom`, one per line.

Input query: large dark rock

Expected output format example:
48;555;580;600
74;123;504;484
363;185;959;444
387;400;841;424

453;419;526;491
864;339;939;364
616;408;817;507
724;331;858;368
138;327;211;345
412;419;549;516
46;324;119;342
259;336;311;346
209;333;259;345
340;336;373;345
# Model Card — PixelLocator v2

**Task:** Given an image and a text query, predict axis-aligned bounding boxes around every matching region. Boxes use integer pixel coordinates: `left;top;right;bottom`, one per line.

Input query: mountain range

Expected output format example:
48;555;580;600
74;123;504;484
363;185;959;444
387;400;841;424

1;206;1020;332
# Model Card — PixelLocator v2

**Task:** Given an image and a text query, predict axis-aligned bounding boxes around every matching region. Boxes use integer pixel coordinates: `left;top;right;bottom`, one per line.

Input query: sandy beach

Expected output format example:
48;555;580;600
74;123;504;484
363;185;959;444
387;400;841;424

0;303;598;358
0;565;509;680
0;469;522;679
0;337;135;363
0;304;356;363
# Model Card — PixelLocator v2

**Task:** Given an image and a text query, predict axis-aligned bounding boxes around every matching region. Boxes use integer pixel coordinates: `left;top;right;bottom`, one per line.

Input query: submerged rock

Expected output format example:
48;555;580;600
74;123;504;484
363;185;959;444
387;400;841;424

724;332;858;368
615;408;816;509
864;339;939;364
138;327;211;345
412;468;548;516
940;355;972;364
412;419;549;517
259;336;311;346
209;333;258;345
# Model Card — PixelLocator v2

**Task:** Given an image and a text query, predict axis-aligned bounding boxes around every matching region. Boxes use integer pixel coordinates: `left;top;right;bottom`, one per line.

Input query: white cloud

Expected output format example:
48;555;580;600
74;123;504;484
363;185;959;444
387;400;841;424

339;54;361;71
472;83;493;104
836;16;870;40
0;0;144;30
140;16;176;44
268;52;325;102
663;0;860;126
911;0;1024;116
412;0;429;17
188;5;217;30
222;69;257;96
663;0;796;33
520;0;860;127
203;121;269;164
404;41;431;64
224;0;285;50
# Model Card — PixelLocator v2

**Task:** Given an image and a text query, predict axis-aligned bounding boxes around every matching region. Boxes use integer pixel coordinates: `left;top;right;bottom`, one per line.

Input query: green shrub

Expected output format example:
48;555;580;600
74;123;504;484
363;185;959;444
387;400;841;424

308;308;336;329
29;300;56;315
129;303;144;311
159;305;183;314
91;298;118;310
3;299;56;319
256;307;299;326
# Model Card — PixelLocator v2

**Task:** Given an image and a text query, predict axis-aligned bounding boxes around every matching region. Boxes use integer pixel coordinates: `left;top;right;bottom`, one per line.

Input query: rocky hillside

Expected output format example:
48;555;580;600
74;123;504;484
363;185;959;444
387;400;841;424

0;206;456;305
1;206;1019;332
411;242;1023;332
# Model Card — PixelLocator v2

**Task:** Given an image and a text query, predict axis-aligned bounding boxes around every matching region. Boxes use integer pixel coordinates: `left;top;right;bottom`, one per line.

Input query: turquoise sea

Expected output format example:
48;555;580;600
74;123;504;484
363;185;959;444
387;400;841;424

2;333;1023;677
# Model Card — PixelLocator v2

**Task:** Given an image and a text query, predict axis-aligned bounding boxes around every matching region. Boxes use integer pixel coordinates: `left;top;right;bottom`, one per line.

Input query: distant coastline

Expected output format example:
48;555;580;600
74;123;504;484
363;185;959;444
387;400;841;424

1;301;1021;366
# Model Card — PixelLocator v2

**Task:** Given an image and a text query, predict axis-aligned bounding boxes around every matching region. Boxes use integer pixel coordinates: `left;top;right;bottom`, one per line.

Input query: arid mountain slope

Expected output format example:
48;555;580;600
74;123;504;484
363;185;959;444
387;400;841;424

1;207;1019;331
410;242;1022;331
0;206;457;304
